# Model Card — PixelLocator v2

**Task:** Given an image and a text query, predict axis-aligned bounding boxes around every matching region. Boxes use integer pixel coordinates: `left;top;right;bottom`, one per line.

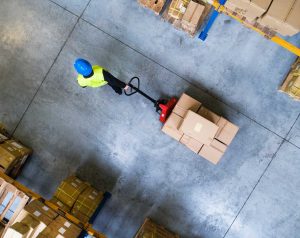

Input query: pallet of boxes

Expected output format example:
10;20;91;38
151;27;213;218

134;218;179;238
3;199;82;238
162;0;211;36
50;176;105;225
224;0;300;37
0;125;32;179
279;57;300;100
162;94;239;164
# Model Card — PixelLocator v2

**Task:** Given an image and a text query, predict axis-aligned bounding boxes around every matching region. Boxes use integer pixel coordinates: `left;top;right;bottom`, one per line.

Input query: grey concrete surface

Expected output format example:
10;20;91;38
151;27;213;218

83;0;300;137
287;115;300;148
49;0;90;16
1;0;300;238
0;0;77;133
225;142;300;238
13;20;283;238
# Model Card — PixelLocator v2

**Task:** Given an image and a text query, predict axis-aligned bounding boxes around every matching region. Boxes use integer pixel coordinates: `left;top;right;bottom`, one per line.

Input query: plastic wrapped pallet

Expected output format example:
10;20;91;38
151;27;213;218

53;176;88;208
71;186;103;222
168;0;191;19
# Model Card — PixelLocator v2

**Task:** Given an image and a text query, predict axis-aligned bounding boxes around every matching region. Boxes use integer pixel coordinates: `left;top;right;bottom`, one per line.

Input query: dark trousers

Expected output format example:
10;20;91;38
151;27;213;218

103;70;126;95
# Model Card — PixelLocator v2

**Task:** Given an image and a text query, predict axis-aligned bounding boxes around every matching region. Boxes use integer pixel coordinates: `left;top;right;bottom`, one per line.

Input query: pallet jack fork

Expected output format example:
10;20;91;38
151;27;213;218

125;77;177;123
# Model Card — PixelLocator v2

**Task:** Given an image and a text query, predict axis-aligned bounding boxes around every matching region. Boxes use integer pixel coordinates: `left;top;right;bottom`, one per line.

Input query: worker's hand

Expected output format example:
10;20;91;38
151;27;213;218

124;85;130;91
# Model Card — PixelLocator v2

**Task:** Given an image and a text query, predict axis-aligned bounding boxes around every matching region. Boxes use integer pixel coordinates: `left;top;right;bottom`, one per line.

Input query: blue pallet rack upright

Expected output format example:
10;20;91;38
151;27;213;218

199;0;227;41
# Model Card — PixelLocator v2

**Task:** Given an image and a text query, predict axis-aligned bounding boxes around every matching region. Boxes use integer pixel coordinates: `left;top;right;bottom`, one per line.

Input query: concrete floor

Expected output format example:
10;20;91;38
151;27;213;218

1;0;300;237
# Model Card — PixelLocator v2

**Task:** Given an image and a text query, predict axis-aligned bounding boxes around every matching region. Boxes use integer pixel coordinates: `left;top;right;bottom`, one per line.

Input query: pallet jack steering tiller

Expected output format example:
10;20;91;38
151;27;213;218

125;77;177;123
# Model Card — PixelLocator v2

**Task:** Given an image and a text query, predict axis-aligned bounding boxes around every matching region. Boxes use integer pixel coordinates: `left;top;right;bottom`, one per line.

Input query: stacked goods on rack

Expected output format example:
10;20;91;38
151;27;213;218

280;57;300;100
138;0;166;15
224;0;300;36
163;0;211;36
134;218;179;238
0;125;32;179
162;93;239;164
4;200;82;238
0;177;29;236
51;176;104;224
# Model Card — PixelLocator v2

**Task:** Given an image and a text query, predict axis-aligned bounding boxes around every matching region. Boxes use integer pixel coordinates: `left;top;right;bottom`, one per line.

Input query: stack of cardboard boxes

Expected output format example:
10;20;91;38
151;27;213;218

0;139;32;177
162;93;239;164
51;176;104;224
280;57;300;100
4;199;82;238
224;0;300;36
138;0;166;15
167;0;208;35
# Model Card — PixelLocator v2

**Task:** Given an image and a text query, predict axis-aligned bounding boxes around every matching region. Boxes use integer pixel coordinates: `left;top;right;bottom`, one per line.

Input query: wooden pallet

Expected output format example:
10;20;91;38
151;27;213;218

162;0;212;37
0;178;29;237
135;218;179;238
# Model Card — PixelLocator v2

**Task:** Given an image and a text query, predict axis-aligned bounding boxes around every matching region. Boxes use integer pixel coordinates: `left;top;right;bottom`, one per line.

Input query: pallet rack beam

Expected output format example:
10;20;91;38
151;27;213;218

202;0;300;56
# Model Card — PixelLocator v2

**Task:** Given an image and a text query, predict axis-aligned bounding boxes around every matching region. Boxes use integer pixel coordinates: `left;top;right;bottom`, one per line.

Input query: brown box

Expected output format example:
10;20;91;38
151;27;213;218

173;93;201;117
0;132;8;143
4;222;30;238
0;140;31;171
199;145;224;164
48;216;82;238
49;197;71;213
70;209;90;224
162;113;184;141
258;0;298;36
180;110;219;145
197;106;220;124
54;176;88;208
182;1;205;32
72;186;103;218
211;139;227;153
285;0;300;31
168;0;191;20
180;134;203;153
215;117;239;145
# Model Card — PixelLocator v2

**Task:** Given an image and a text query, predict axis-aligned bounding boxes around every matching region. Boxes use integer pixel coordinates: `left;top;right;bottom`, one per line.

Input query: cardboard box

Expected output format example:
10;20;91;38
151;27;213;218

14;210;47;238
54;176;88;208
26;200;58;220
0;132;9;143
0;140;31;171
49;197;71;213
70;209;90;224
180;134;203;153
199;145;224;164
285;0;300;31
226;0;272;21
138;0;166;14
211;139;227;153
182;1;205;33
197;106;220;124
215;117;239;145
168;0;191;20
72;186;103;218
162;113;184;141
47;216;82;238
180;110;219;145
4;222;30;238
258;0;298;36
173;93;201;117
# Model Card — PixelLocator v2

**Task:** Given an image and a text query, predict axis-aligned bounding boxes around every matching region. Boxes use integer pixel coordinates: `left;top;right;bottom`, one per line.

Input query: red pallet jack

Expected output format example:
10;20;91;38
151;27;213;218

125;77;177;123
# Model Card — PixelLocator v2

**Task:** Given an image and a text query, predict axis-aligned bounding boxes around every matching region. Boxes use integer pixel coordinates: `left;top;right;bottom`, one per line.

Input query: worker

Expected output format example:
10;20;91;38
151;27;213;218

74;58;129;95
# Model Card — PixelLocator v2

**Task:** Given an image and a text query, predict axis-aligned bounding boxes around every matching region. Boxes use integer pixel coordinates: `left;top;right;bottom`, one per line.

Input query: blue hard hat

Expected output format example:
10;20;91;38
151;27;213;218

74;58;93;77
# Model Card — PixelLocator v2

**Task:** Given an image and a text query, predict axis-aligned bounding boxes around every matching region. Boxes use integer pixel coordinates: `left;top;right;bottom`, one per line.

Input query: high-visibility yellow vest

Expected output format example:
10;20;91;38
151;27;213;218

77;65;108;88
